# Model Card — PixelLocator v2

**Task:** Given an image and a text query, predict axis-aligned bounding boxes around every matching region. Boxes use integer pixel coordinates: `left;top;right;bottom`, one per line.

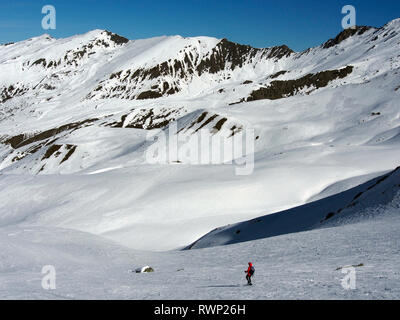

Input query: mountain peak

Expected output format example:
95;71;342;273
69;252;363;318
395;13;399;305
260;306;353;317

74;29;129;46
383;17;400;32
102;30;129;45
386;17;400;26
322;26;373;49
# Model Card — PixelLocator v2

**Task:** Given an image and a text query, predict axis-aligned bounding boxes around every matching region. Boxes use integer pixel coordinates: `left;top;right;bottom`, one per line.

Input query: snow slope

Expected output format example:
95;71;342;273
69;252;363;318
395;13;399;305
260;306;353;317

187;167;400;249
0;19;399;253
1;189;399;299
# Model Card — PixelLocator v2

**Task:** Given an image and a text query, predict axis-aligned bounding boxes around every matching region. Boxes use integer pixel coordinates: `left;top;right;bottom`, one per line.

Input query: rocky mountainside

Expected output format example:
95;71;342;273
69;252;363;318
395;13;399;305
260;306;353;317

0;19;399;251
1;21;399;175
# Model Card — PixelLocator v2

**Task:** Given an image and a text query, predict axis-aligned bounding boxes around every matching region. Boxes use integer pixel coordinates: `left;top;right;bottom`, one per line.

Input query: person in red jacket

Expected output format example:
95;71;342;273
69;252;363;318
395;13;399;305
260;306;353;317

245;262;255;285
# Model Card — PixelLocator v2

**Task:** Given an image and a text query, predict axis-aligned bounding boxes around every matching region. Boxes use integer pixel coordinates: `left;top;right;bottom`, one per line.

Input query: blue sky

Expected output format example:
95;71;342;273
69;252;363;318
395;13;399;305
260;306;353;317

0;0;399;51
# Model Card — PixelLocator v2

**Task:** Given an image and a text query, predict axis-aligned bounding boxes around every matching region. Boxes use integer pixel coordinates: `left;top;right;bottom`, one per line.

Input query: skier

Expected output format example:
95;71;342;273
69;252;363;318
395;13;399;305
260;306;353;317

245;262;255;285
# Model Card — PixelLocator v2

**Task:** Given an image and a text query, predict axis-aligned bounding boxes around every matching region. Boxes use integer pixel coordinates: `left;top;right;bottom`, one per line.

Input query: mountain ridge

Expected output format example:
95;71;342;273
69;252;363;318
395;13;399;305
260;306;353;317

0;18;399;251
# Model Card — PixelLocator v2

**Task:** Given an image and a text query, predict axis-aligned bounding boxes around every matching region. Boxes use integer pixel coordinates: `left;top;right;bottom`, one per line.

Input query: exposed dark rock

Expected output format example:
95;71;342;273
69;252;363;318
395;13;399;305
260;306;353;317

323;26;372;49
109;108;181;130
32;58;47;67
42;144;62;160
265;45;293;60
184;112;208;131
136;90;163;100
195;114;218;132
110;71;123;79
229;125;243;137
325;212;335;220
270;70;287;79
11;143;44;163
60;145;77;164
0;85;28;103
197;39;293;75
196;112;208;124
135;266;154;273
104;30;129;45
43;83;56;90
228;99;245;106
4;118;98;149
213;118;228;132
247;66;354;102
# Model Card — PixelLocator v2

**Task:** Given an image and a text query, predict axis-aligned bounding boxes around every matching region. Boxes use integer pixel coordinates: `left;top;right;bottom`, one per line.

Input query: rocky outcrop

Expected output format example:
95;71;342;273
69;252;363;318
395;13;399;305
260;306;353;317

322;26;372;49
0;84;28;103
196;39;292;75
86;39;294;101
246;66;354;102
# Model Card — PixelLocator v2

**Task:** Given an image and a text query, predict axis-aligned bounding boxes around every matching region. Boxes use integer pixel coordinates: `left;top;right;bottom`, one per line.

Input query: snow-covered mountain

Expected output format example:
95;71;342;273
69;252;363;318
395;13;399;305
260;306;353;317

0;19;399;254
